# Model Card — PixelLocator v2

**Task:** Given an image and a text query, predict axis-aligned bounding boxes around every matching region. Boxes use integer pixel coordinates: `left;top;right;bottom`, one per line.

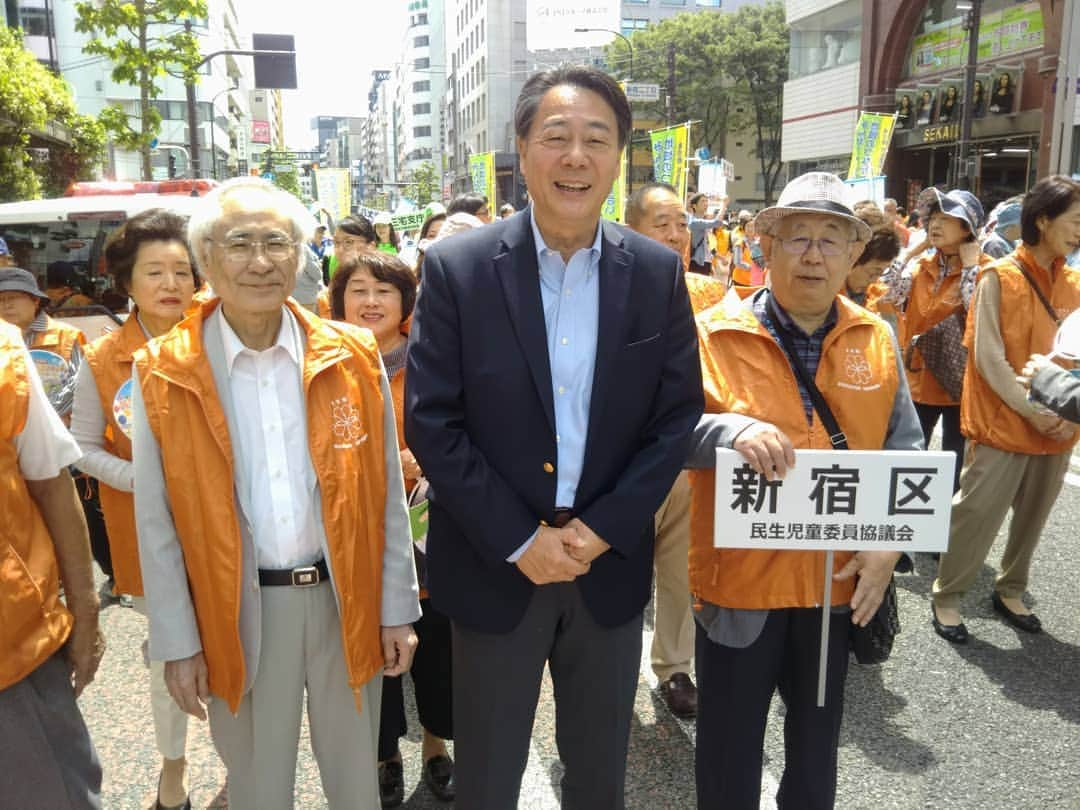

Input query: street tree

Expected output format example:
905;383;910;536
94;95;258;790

274;166;303;201
75;0;208;181
605;0;789;203
405;161;439;207
0;27;106;202
606;12;734;160
720;2;789;204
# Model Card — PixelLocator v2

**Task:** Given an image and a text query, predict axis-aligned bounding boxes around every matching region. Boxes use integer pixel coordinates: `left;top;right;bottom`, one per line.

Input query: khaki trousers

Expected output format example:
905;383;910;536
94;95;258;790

133;598;189;760
207;581;382;810
651;471;695;681
933;442;1071;610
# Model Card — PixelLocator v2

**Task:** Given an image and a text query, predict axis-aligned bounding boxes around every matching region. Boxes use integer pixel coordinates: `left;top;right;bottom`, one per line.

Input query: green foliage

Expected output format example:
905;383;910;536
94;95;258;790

75;0;208;180
405;161;440;207
0;27;107;202
606;0;789;203
274;167;303;201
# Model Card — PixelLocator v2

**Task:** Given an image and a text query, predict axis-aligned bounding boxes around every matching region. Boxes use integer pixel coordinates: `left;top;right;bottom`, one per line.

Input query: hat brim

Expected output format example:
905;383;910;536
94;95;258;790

917;188;979;233
0;281;49;301
754;202;873;243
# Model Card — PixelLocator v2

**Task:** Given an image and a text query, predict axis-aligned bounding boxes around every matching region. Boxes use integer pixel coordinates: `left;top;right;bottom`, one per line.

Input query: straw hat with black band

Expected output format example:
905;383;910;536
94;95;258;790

754;172;873;243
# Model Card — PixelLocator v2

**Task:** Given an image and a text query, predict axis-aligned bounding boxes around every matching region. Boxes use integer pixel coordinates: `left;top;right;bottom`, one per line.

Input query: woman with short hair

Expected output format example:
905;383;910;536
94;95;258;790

329;252;455;807
70;207;200;809
932;175;1080;643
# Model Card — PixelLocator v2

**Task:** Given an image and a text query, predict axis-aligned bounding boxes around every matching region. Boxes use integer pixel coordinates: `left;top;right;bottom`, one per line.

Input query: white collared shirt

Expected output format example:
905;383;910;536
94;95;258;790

214;306;321;569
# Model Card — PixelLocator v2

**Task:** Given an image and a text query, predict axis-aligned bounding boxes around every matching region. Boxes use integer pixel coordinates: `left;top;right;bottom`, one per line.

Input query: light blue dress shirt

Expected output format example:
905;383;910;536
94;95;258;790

506;211;602;562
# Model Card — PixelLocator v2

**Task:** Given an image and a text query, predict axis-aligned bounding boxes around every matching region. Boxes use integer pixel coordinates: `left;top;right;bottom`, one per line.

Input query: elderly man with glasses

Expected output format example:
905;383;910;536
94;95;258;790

684;172;924;809
131;177;420;809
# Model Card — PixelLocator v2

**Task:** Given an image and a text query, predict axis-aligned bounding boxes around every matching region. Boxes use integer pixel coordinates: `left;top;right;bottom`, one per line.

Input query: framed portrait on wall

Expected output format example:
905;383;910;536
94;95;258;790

896;90;916;130
915;85;937;126
988;69;1018;114
936;79;962;124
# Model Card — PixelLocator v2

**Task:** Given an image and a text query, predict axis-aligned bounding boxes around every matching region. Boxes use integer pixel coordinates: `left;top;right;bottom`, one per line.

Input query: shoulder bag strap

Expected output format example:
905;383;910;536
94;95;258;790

1011;257;1061;327
766;296;849;450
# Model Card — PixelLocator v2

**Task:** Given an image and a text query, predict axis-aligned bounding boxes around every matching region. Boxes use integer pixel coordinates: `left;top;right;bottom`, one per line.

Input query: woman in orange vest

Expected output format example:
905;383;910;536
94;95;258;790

69;208;199;810
932;176;1080;643
846;204;901;321
0;266;85;384
329;251;455;807
884;188;990;492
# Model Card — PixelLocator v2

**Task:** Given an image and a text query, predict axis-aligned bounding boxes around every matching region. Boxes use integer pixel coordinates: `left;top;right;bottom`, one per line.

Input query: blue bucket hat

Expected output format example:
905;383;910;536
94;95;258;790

994;201;1022;232
0;236;10;256
917;187;985;235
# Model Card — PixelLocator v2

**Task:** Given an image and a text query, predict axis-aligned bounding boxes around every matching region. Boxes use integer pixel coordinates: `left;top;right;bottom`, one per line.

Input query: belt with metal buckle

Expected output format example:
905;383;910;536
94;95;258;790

258;558;330;587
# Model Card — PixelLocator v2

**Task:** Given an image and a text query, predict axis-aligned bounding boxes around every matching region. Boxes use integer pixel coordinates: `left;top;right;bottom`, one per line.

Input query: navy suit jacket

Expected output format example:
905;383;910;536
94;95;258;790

404;211;703;633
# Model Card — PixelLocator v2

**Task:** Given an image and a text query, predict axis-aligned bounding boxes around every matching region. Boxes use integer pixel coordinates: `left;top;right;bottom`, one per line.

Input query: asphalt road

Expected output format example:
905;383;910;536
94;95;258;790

80;465;1080;809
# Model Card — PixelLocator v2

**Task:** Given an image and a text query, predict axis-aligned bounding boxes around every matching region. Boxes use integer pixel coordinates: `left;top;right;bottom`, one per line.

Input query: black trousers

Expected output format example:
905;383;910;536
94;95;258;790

452;582;642;810
695;609;851;810
377;597;453;761
688;260;713;276
76;474;112;578
914;402;964;492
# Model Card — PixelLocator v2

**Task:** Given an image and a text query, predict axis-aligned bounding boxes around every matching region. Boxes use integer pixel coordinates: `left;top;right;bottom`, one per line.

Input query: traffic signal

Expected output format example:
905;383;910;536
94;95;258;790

168;153;177;179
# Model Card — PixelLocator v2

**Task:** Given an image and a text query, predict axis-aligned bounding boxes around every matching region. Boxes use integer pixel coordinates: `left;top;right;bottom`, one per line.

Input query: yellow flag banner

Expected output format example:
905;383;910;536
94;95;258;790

847;113;898;180
469;151;496;207
650;124;690;200
601;148;628;223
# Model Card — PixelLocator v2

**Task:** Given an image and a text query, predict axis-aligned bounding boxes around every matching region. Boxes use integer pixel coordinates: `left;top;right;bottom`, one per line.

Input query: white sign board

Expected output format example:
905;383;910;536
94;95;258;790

625;83;660;102
526;0;620;51
713;449;955;552
697;162;727;204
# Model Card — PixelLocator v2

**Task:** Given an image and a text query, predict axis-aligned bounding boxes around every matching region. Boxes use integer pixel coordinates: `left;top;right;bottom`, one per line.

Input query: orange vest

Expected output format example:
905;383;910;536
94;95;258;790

730;228;754;287
134;299;390;712
901;251;992;406
684;273;727;316
0;324;73;690
317;288;332;319
82;316;147;595
29;316;86;361
961;245;1080;455
689;296;899;610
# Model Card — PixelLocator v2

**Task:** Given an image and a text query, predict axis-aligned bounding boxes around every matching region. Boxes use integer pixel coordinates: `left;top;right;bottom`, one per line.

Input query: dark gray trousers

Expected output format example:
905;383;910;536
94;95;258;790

0;652;102;809
452;582;643;810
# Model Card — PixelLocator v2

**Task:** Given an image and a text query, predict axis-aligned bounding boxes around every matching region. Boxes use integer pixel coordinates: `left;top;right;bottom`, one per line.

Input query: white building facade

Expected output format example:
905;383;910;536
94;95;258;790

54;0;253;181
780;0;862;175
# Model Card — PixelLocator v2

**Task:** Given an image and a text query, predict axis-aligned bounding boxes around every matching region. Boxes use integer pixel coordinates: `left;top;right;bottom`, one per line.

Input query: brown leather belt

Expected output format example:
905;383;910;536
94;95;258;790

258;558;329;587
552;509;574;528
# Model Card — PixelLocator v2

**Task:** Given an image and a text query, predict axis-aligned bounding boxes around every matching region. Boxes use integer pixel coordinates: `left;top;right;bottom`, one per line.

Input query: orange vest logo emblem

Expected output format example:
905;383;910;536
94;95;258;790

838;347;880;391
331;396;367;448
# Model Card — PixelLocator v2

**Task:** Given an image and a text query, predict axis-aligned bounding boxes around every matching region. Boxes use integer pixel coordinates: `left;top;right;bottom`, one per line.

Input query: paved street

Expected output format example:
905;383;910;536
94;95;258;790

81;468;1080;809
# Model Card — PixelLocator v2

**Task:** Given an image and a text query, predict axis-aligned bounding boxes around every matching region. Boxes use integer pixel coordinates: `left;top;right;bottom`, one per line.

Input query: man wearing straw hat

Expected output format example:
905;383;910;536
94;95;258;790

684;171;923;809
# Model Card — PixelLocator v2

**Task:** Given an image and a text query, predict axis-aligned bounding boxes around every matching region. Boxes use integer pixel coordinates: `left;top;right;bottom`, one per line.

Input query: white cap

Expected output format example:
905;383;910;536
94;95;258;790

754;172;872;242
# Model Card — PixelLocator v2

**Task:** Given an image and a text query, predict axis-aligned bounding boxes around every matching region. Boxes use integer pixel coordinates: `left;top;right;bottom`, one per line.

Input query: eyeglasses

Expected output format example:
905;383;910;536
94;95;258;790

778;236;851;257
207;237;296;264
335;237;369;251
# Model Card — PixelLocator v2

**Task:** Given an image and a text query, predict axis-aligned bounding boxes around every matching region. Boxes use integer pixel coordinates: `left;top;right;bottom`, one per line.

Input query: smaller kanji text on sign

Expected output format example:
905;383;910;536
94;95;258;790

713;449;955;551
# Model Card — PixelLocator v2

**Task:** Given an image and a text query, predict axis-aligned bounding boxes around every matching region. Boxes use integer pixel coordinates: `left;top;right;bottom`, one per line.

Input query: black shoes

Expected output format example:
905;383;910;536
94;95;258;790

422;754;456;802
931;604;969;644
992;592;1042;634
378;760;404;808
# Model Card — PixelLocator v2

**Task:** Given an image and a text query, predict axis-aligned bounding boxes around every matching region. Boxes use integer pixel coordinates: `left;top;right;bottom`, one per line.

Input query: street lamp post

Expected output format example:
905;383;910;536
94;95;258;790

574;27;634;196
573;27;632;82
208;82;238;180
954;0;983;190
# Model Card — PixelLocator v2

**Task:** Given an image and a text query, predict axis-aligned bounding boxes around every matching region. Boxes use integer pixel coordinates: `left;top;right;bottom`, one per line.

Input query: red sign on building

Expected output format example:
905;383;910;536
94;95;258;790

252;120;271;144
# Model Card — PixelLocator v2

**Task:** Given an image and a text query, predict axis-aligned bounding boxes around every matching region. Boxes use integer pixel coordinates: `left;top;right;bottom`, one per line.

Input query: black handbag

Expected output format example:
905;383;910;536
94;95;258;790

906;309;968;401
767;298;901;665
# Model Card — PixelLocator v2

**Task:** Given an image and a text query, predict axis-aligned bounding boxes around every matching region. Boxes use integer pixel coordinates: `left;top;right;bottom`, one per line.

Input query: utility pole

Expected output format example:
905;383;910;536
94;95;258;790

666;43;676;125
954;0;982;190
185;19;202;179
1049;0;1079;174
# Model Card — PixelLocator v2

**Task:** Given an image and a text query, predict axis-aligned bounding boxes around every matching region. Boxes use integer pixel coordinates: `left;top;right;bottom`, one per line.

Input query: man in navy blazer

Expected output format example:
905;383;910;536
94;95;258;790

405;65;703;809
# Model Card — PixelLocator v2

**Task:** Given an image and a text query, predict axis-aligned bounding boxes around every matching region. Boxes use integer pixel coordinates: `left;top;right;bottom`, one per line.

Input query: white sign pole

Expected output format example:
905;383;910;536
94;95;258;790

817;551;833;708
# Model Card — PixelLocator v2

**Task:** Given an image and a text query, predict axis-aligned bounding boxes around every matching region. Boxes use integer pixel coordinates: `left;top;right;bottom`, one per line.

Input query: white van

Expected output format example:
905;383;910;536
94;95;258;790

0;180;214;340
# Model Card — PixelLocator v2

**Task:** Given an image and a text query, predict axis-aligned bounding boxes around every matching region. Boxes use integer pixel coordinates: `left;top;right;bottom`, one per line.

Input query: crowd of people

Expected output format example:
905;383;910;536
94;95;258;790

2;64;1080;810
